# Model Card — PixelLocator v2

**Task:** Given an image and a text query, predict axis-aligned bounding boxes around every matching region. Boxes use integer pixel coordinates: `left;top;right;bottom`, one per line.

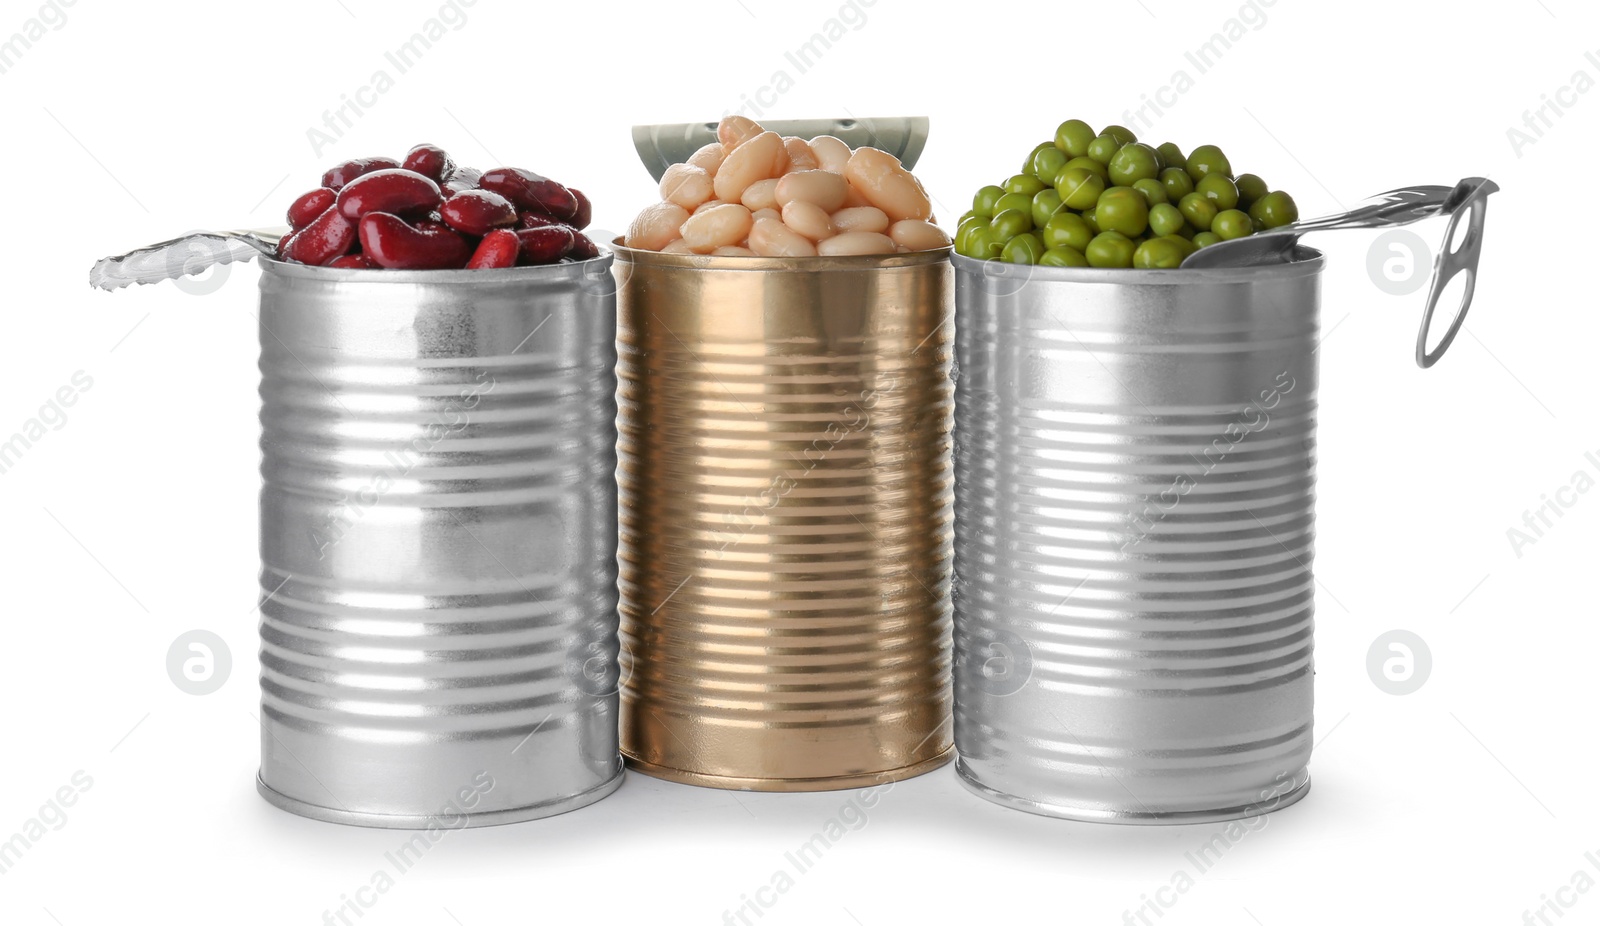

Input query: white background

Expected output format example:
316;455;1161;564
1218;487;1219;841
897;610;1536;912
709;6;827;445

2;0;1595;924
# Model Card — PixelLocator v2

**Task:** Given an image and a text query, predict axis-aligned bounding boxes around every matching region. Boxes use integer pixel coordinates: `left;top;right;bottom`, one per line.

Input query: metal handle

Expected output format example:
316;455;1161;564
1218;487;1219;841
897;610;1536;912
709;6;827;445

1414;179;1494;368
89;228;285;291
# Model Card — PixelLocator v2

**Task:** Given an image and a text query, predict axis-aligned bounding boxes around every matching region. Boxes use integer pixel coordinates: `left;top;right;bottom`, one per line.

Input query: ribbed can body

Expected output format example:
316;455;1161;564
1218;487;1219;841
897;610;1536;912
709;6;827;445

951;253;1323;823
614;247;954;790
255;257;622;827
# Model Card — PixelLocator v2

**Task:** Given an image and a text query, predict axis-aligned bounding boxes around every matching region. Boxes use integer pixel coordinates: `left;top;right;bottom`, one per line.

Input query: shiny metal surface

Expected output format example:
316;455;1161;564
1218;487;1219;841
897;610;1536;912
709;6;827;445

613;244;955;790
631;117;929;181
255;256;623;827
951;252;1323;823
1181;177;1497;368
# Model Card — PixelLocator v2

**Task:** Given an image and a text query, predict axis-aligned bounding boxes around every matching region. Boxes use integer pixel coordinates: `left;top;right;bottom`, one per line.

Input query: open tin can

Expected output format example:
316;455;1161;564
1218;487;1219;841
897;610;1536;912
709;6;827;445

254;256;623;827
951;252;1325;822
612;245;955;790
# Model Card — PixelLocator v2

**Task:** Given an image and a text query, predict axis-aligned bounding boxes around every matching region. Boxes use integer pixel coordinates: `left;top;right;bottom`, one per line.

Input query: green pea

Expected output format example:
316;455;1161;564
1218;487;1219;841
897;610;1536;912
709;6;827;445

1160;233;1197;257
1022;142;1054;176
1160;167;1194;201
1002;232;1046;265
1005;173;1048;196
1094;186;1149;238
1185;144;1232;182
1040;245;1089;267
1249;191;1299;229
1131;178;1168;207
1133;236;1187;269
1156;142;1185;172
1061;156;1110;184
1101;124;1138;145
1085;231;1137;268
1195;173;1240;210
1042;212;1094;252
1032;146;1069;182
1212;209;1254;240
1031;189;1066;229
972;185;1005;219
955;214;986;251
1178;191;1218;232
1054;167;1105;210
994;191;1034;217
1234;173;1268;207
1108;143;1161;187
1148;202;1185;236
1080;208;1100;234
957;226;1003;260
1192;231;1222;248
990;208;1033;240
1086;134;1123;166
1054;119;1097;158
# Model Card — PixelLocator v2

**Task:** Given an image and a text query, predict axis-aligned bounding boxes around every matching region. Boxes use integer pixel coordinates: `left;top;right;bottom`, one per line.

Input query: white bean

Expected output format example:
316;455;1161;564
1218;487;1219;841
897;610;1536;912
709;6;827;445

680;203;754;253
781;201;834;241
844;147;932;222
660;163;713;210
712;245;758;257
817;231;897;256
774;169;849;212
751;207;781;224
693;198;728;215
713;131;788;203
888;219;951;251
808;135;851;173
783;136;820;171
624;202;691;251
740;178;780;212
659;238;695;254
748;216;817;257
717;115;762;149
830;206;889;234
687;142;724;173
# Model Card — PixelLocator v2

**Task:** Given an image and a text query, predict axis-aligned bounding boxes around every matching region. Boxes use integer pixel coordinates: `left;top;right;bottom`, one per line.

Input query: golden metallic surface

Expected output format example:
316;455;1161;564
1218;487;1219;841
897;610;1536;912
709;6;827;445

613;244;955;791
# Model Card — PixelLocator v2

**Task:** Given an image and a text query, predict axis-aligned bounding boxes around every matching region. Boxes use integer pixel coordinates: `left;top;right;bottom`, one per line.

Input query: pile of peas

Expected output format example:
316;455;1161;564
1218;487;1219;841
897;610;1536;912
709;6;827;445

954;120;1300;269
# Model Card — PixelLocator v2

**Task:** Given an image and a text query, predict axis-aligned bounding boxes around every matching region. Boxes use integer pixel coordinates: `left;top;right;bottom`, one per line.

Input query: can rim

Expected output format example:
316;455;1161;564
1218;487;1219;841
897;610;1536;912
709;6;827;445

949;247;1324;284
610;239;950;272
258;250;614;283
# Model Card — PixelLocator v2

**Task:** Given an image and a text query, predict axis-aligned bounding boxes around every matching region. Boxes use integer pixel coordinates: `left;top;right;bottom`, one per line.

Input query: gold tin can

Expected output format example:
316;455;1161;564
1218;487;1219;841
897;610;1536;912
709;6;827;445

612;244;954;791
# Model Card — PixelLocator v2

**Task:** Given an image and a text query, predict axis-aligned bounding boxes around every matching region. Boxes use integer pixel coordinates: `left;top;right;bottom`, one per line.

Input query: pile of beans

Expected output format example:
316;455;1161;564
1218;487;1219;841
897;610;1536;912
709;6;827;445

278;144;601;270
625;116;950;257
955;120;1300;269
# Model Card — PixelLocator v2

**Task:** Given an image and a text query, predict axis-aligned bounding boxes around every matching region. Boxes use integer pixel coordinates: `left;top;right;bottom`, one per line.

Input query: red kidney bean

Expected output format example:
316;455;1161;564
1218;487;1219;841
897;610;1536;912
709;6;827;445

480;168;578;221
401;144;455;183
515;225;575;264
329;254;378;269
359;213;473;269
337;169;442;221
441;166;483;198
287;188;336;230
440;189;517;237
321;157;401;191
568;188;593;230
466;229;521;269
283;205;357;265
567;233;601;260
519;211;565;230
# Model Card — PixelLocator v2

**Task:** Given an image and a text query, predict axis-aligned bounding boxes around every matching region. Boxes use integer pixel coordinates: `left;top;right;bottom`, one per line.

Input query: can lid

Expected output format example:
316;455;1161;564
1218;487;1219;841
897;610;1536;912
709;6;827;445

631;117;929;182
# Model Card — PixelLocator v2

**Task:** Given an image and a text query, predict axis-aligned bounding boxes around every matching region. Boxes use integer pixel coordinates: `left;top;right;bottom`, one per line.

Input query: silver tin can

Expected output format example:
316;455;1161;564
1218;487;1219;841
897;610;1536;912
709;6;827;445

951;251;1323;824
254;256;623;828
